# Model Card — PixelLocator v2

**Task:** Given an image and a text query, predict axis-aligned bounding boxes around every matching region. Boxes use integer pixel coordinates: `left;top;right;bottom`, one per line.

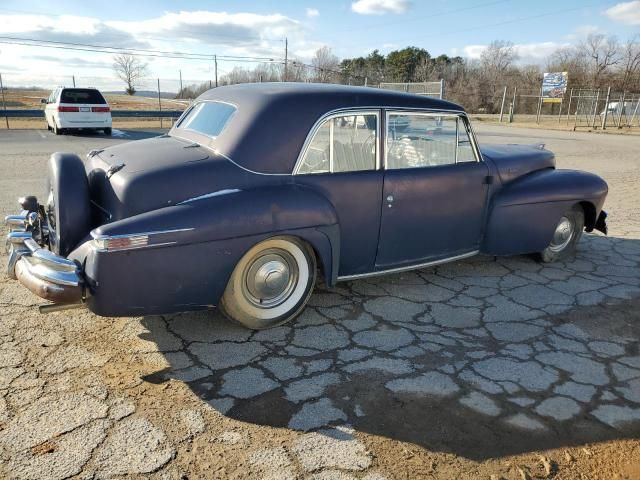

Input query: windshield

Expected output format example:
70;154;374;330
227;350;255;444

60;88;107;104
176;101;236;138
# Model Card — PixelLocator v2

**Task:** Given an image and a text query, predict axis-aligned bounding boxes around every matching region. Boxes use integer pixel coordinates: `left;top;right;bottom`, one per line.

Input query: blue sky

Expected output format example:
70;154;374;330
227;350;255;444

0;0;638;89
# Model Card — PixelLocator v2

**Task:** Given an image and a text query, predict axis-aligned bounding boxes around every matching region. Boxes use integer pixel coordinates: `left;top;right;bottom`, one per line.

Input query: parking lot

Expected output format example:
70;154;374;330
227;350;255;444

0;126;639;479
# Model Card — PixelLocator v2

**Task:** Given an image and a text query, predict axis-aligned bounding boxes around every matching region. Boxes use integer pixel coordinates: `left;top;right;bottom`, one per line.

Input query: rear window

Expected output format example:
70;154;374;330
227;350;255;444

176;101;236;138
60;89;106;104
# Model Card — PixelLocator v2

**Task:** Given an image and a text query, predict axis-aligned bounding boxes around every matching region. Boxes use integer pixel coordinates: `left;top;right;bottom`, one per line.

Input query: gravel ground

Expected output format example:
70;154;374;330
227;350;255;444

0;126;639;479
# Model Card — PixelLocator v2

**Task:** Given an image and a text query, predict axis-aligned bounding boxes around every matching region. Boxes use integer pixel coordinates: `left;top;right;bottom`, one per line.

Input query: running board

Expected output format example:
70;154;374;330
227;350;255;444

336;250;479;282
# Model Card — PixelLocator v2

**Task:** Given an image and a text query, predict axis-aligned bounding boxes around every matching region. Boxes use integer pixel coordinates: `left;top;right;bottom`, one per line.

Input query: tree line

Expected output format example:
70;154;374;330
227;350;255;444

114;34;639;114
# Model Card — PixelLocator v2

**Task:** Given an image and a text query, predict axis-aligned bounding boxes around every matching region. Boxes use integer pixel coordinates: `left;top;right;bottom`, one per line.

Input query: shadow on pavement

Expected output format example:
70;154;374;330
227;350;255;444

139;234;640;461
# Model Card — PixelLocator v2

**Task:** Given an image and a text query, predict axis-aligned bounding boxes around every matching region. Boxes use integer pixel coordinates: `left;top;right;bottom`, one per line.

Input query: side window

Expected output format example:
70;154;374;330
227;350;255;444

297;113;377;174
457;118;476;163
386;114;477;169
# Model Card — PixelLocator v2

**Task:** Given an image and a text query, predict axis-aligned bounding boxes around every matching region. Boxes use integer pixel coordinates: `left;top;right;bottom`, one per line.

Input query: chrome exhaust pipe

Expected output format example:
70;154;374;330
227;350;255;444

39;303;85;314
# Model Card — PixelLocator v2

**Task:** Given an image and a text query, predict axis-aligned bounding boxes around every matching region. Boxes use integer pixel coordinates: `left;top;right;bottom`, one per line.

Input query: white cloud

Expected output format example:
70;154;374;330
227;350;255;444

0;10;316;88
565;24;601;40
306;8;320;18
351;0;410;15
462;42;569;64
605;1;640;25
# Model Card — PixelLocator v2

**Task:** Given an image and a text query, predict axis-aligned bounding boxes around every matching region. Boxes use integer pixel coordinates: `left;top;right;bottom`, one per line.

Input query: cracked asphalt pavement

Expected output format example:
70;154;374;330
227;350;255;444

0;126;639;479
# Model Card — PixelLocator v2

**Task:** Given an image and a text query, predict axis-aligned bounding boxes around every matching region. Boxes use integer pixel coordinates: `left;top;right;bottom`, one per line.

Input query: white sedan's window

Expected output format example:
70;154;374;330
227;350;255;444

297;114;377;174
386;114;476;169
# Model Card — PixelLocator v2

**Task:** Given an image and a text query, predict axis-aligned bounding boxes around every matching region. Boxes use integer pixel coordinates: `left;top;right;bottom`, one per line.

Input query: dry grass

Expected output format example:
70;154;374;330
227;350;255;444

1;88;189;110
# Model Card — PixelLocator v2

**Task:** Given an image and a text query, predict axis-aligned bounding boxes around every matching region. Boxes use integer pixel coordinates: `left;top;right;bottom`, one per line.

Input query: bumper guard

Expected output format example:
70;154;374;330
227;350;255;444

5;210;84;305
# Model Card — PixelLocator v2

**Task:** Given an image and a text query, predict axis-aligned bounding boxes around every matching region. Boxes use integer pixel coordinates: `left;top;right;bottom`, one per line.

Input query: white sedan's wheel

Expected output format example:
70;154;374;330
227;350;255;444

220;237;317;329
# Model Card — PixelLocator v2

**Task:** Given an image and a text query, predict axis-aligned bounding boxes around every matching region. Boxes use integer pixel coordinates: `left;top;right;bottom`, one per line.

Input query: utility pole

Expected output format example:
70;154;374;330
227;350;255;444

284;37;288;82
214;55;218;87
0;73;9;129
157;78;163;129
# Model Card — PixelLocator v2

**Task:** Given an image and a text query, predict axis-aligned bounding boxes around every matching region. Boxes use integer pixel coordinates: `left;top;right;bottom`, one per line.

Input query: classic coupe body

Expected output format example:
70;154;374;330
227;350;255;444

5;83;608;329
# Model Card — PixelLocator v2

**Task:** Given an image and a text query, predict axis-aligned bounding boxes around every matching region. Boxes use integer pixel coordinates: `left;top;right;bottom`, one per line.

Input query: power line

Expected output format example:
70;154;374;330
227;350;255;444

0;35;277;61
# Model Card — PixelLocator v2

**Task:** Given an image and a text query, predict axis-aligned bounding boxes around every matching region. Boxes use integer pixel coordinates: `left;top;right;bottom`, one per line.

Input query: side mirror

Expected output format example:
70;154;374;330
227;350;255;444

41;98;47;104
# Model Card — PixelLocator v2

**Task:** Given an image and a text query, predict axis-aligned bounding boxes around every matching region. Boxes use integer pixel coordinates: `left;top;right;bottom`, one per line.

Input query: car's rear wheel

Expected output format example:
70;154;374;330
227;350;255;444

538;204;584;263
220;236;317;330
52;121;62;135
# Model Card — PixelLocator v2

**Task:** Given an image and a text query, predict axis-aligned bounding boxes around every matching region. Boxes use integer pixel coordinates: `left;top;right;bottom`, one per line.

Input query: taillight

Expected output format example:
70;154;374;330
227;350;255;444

57;106;79;112
92;106;111;112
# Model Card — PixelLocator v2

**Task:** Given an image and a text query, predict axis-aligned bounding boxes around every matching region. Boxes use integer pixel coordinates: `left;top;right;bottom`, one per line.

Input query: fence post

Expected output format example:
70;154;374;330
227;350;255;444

364;77;368;87
0;73;9;129
499;86;507;123
157;78;163;129
439;79;444;99
573;91;580;130
601;86;611;129
590;90;600;128
508;102;513;123
566;88;573;123
510;86;517;121
616;91;626;128
628;96;640;127
536;87;543;124
557;95;564;124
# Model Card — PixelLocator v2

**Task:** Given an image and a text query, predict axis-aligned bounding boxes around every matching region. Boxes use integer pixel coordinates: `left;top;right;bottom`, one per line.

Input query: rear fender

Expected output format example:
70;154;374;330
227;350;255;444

482;169;608;256
85;185;341;315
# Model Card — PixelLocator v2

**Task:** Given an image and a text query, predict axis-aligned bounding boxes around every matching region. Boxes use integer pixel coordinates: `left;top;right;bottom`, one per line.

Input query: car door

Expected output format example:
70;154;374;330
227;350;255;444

293;110;384;277
375;111;489;269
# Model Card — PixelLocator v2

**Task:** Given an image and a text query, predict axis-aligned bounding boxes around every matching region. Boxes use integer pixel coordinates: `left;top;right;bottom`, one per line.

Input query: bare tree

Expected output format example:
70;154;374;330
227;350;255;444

579;34;620;87
618;36;640;90
311;46;340;83
480;40;519;80
113;54;149;95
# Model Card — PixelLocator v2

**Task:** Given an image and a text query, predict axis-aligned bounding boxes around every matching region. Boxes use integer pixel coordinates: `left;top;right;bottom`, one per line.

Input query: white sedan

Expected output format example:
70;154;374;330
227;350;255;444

43;87;112;135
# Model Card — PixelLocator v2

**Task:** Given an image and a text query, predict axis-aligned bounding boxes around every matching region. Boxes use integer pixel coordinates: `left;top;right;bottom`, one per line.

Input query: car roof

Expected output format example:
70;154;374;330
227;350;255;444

187;82;465;175
198;82;463;112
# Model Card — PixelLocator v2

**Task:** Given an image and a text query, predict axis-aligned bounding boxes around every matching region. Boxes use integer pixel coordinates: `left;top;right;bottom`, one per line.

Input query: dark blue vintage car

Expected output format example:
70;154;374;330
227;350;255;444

5;83;608;329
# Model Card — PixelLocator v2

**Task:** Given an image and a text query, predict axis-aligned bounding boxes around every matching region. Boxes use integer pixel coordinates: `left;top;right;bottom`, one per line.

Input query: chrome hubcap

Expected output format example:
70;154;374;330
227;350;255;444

243;250;298;308
549;216;574;252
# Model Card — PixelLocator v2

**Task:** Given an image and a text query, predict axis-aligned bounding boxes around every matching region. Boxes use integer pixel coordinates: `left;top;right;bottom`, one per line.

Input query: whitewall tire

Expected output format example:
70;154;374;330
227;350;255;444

538;205;584;263
220;236;317;329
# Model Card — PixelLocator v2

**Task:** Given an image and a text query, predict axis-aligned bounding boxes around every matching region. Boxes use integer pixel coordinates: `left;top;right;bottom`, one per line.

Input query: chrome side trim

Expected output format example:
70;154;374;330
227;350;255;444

90;227;194;252
208;148;290;177
336;250;479;282
177;189;241;205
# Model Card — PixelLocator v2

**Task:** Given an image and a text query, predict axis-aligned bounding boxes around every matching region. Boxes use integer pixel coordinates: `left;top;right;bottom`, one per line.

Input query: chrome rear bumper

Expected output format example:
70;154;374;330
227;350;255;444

5;212;84;304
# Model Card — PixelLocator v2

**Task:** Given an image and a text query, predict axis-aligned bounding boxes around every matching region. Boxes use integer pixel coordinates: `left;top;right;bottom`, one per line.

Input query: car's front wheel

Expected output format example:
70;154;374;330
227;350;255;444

220;236;317;329
538;204;584;263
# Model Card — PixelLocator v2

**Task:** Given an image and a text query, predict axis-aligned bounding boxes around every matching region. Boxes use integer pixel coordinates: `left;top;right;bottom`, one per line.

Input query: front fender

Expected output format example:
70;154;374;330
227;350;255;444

482;169;608;256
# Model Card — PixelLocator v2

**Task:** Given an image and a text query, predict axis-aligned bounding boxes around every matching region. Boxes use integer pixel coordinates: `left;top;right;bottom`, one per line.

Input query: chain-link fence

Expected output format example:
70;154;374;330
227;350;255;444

378;81;444;99
1;71;639;131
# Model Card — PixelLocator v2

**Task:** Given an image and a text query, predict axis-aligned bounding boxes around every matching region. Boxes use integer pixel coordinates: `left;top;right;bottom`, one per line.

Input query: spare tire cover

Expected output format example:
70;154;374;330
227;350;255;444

46;153;91;256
